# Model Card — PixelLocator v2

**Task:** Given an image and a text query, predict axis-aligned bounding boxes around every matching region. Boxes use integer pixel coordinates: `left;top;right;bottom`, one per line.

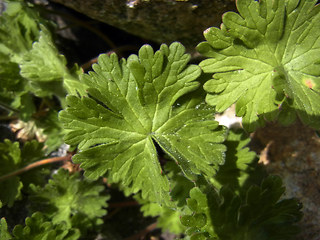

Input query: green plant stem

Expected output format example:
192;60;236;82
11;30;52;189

0;155;71;182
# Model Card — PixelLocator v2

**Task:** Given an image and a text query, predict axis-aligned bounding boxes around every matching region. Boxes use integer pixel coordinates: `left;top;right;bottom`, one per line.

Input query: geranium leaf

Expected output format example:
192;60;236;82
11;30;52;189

29;169;109;233
12;212;80;240
181;176;302;240
198;0;320;131
59;42;226;205
20;26;87;98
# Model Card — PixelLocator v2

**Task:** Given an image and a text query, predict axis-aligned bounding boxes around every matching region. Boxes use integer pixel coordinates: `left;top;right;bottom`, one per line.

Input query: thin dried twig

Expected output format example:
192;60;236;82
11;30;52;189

0;155;71;182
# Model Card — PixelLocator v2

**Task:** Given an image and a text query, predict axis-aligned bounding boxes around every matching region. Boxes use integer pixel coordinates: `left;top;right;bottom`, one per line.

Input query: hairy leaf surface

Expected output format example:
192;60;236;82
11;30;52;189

198;0;320;131
60;43;226;205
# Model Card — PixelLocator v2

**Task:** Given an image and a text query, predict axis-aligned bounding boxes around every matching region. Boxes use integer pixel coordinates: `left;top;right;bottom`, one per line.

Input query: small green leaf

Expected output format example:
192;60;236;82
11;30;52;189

0;218;12;240
20;26;87;98
139;199;186;234
198;0;320;131
29;169;109;233
180;215;195;227
60;42;226;205
12;212;80;240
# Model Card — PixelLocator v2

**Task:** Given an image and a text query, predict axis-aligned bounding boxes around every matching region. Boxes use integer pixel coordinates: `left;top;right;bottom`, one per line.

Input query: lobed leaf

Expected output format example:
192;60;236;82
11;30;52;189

59;42;226;205
181;176;302;240
29;169;109;233
198;0;320;131
12;212;80;240
20;26;87;98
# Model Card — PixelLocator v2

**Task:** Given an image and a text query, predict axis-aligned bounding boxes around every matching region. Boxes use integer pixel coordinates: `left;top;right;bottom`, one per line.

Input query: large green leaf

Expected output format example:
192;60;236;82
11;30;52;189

59;42;226;205
198;0;320;131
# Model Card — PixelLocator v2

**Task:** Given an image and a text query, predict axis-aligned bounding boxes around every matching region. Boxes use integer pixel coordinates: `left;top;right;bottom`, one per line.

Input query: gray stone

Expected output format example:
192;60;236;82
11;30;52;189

50;0;236;48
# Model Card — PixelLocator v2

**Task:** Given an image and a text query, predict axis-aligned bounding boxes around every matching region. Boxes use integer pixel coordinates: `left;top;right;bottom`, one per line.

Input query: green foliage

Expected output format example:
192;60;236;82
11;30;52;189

137;161;196;234
0;140;23;207
0;0;85;121
29;169;109;233
59;42;226;205
12;212;80;240
19;27;82;100
139;200;187;234
2;0;319;239
0;0;43;60
0;140;45;207
0;0;46;119
181;176;302;240
0;218;12;240
19;26;87;99
198;0;320;131
212;129;265;193
33;109;66;153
